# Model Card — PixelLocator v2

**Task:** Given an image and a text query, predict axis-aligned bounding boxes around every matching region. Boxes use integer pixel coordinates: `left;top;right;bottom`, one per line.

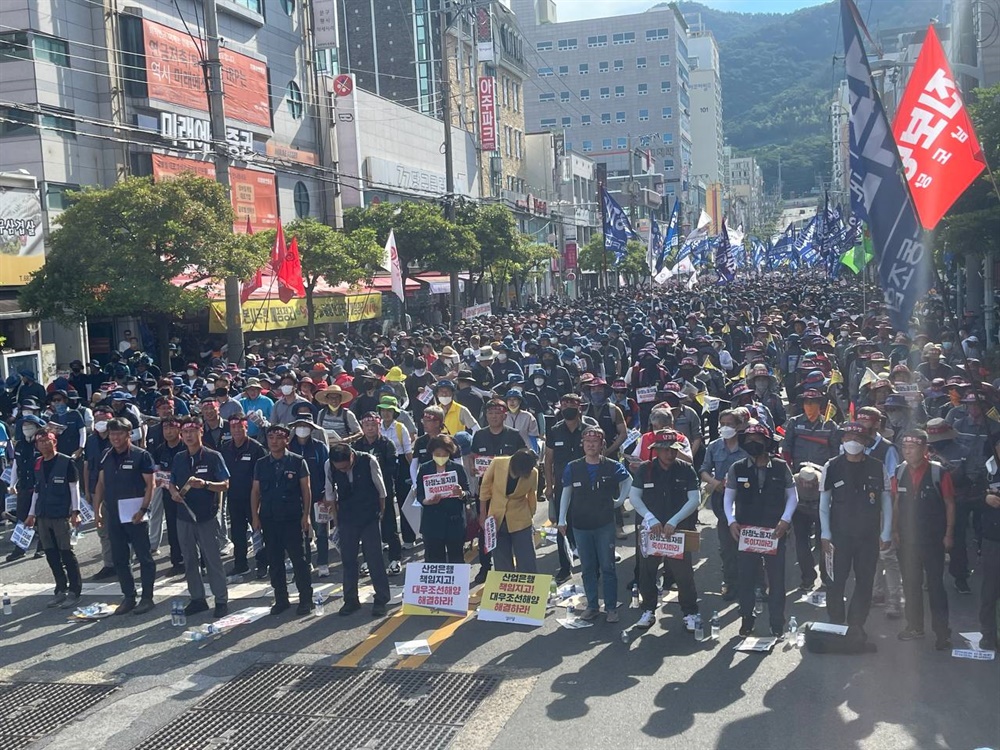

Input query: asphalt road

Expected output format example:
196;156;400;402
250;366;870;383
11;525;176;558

1;508;997;750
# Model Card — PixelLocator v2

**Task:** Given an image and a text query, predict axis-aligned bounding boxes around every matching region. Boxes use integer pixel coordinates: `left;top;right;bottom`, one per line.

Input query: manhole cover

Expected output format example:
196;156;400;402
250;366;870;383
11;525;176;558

0;681;117;750
334;669;498;725
133;710;317;750
197;664;369;716
290;717;460;750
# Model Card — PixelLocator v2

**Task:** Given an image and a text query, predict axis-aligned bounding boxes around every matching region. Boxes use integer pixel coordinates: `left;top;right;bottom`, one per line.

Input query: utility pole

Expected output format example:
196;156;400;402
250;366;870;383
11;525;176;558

203;0;244;366
439;1;462;324
627;134;638;226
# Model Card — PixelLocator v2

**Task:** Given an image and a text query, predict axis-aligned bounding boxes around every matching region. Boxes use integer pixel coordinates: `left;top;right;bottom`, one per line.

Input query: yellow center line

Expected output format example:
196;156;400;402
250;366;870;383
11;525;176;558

396;587;486;669
335;609;411;667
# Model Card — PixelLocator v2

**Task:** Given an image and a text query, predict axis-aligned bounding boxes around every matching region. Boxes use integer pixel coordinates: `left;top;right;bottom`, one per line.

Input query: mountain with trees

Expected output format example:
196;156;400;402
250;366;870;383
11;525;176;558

671;0;941;197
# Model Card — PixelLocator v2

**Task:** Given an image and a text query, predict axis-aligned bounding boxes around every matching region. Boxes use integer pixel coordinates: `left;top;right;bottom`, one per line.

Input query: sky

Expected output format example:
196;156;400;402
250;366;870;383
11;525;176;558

554;0;827;22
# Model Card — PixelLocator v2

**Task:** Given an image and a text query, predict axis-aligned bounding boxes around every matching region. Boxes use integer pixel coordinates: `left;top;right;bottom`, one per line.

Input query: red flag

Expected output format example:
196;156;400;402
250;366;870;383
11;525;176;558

239;218;262;303
892;25;986;229
270;223;286;274
277;236;305;303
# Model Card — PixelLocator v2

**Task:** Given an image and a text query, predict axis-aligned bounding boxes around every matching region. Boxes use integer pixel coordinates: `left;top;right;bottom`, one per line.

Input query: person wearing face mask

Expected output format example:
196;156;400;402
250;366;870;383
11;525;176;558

82;406;116;578
701;409;750;602
213;376;244;422
288;416;332;577
490;343;523;386
433;381;479;437
724;423;798;637
625;347;671;431
183;363;204;393
503;389;540;453
819;423;892;642
526;370;561;417
68;360;93;401
47;390;87;461
271;374;310;427
150;415;186;573
538;346;574;395
746;364;786;429
404;357;434;429
415;434;471;563
5;412;46;562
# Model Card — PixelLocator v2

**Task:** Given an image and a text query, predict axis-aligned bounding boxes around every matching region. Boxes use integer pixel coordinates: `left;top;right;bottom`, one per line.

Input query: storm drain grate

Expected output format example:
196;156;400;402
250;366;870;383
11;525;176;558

132;710;316;750
0;681;117;750
289;717;460;750
134;665;501;750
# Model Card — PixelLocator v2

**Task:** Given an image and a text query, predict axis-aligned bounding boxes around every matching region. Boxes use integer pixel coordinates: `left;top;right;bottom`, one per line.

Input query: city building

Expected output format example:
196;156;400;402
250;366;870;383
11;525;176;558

511;0;692;217
725;150;764;232
830;79;851;208
686;30;723;188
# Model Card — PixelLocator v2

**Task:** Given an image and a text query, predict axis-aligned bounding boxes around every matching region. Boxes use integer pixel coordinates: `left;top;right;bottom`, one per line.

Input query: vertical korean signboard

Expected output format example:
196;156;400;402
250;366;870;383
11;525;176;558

478;76;497;152
0;186;44;286
476;7;494;62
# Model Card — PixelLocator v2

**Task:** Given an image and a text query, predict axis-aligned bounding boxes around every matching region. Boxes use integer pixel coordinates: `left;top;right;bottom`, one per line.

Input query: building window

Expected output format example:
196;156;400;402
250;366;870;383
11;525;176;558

578;63;589;74
558;65;569;76
613;59;623;71
602;138;612;149
664;159;674;172
512;83;520;111
661;80;671;92
616;111;626;123
560;91;569;102
612;31;635;45
581;115;591;126
660;54;670;66
293;181;310;217
580;88;590;100
515;130;522;159
280;0;295;15
614;85;624;97
637;83;648;95
617;137;627;148
506;126;512;155
661;106;672;119
0;32;70;67
0;107;33;136
636;56;646;69
35;34;70;66
646;28;669;41
0;31;30;61
588;34;608;47
537;66;553;77
558;38;578;50
541;118;556;128
536;41;553;51
539;92;555;102
582;140;593;153
40;112;75;138
638;108;649;121
662;132;673;144
598;61;608;73
45;182;79;210
286;81;303;118
599;87;610;99
561;116;571;128
601;113;611;124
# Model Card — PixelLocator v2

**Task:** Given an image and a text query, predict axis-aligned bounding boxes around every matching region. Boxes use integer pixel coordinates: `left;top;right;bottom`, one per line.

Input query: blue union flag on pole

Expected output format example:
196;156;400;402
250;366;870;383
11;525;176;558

602;187;638;263
841;0;928;330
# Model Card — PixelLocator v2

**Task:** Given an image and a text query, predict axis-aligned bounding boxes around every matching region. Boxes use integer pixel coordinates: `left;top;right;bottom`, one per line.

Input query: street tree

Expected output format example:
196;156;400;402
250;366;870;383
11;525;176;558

20;175;262;363
579;234;649;287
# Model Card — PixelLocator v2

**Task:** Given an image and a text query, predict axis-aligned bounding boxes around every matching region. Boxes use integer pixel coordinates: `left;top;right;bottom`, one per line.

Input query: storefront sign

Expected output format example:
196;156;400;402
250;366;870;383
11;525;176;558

477;571;551;626
158;111;253;154
476;8;494;62
463;302;492;319
402;562;471;616
364;157;447;196
514;194;548;216
312;0;338;49
564;241;578;270
208;293;381;332
143;19;271;130
266;142;319;166
478;76;497;152
0;186;44;285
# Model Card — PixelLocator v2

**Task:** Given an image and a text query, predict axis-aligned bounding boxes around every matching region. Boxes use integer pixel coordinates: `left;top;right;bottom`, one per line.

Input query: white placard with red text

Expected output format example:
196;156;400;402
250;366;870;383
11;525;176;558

738;525;778;555
402;562;470;616
423;471;460;501
636;386;657;404
483;515;497;553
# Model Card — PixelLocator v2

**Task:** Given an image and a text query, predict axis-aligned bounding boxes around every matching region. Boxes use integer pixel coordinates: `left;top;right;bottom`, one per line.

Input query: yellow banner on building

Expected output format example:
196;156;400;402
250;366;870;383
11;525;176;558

209;293;381;333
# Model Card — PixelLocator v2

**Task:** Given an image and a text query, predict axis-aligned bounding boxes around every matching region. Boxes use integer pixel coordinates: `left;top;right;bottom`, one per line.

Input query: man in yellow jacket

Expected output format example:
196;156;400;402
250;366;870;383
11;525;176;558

480;449;539;573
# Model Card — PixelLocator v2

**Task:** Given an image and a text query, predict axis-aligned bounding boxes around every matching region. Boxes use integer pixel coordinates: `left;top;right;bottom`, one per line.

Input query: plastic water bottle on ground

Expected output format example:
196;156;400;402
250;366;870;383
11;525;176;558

621;628;629;644
630;584;639;609
694;614;704;641
171;600;186;627
788;615;799;644
314;593;325;616
2;592;11;616
710;610;720;640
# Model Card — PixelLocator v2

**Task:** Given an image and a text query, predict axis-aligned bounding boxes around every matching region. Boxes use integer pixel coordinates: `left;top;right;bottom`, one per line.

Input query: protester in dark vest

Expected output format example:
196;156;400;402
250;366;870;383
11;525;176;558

558;427;632;623
325;442;392;617
150;415;186;574
25;429;82;609
251;424;313;616
354;412;400;577
892;428;955;650
289;415;331;577
820;422;892;640
220;414;267;579
630;430;701;632
415;434;471;563
724;423;798;637
94;418;156;615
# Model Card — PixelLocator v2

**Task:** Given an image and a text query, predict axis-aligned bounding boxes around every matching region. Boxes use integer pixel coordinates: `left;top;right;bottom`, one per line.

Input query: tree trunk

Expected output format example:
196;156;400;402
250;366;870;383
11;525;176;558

305;282;316;339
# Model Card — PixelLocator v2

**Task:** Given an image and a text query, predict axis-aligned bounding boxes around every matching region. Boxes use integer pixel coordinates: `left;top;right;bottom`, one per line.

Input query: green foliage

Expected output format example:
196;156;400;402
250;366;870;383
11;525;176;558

20;175;245;323
343;201;477;279
580;234;648;285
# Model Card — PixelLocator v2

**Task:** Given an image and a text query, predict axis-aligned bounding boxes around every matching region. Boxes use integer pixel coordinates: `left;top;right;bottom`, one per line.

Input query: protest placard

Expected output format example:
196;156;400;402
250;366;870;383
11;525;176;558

402;562;470;616
636;386;657;404
417;386;435;405
477;570;551;626
639;522;685;559
78;499;95;524
474;455;493;478
483;515;497;553
11;522;35;550
154;471;171;488
422;471;460;502
738;525;778;555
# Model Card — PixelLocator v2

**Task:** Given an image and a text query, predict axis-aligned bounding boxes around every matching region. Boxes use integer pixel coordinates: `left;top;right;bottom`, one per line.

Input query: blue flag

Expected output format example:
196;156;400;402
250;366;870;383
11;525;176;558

842;0;927;329
646;217;663;275
770;223;796;268
715;220;734;284
795;214;820;266
602;187;638;263
658;199;681;271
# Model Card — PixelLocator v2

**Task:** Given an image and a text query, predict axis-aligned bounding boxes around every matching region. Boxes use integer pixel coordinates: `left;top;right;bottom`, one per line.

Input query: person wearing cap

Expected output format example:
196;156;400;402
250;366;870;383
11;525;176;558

892;428;955;649
24;429;83;609
315;385;362;444
819;422;892;639
582;379;628;459
167;416;231;619
747;364;786;429
404;357;435;427
237;378;274;439
980;434;1000;651
326;441;393;616
355;411;402;576
700;408;750;602
289;415;332;577
221;415;268;579
491;343;523;386
271;373;309;427
453;371;486;423
351;369;383;417
630;430;702;631
479;448;539;574
81;406;117;578
470;346;496;391
434;380;479;437
5;411;45;562
415;434;471;563
724;423;798;637
109;391;145;447
211;375;244;422
915;343;953;386
15;370;46;407
149;415;186;572
558;426;632;622
94;418;157;615
251;424;314;616
47;390;86;461
504;388;540;453
924;417;974;596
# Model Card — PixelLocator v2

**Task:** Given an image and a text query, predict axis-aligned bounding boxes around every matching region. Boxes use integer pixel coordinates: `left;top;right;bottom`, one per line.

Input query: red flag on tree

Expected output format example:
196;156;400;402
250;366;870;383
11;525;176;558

271;222;286;274
240;217;262;303
277;236;305;303
892;25;986;229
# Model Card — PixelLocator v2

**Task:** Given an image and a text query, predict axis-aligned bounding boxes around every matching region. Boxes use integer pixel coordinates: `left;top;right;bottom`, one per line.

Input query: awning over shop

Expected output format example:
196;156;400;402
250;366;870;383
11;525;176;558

171;271;420;301
411;272;469;295
0;298;33;320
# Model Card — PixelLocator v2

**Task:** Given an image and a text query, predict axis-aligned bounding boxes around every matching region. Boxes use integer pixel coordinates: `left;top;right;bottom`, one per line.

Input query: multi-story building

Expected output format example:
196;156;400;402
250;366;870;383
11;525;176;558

830;79;851;208
511;0;692;217
726;152;764;231
686;30;723;188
